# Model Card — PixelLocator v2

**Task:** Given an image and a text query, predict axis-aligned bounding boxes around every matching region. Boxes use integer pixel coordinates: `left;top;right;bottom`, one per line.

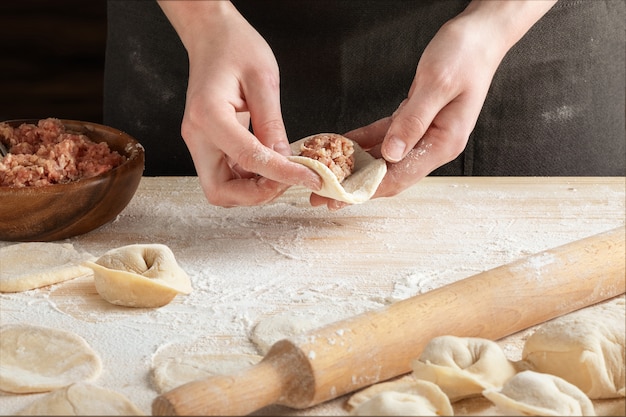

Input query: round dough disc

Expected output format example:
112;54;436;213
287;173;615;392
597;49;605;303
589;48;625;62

0;242;93;293
0;324;102;394
289;134;387;204
15;382;143;415
250;302;381;355
152;353;262;393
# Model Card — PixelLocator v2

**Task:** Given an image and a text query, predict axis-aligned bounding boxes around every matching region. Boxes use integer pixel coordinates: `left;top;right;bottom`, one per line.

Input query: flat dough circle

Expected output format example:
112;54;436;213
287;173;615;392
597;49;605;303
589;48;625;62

0;242;93;293
250;301;381;355
347;377;453;416
0;324;102;394
521;297;625;399
288;134;387;204
482;370;595;416
152;353;263;393
15;382;144;415
411;335;517;402
85;243;192;308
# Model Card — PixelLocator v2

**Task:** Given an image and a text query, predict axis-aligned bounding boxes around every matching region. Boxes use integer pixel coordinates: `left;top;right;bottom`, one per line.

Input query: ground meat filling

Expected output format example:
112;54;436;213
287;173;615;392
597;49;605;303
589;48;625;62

0;118;125;187
299;134;355;183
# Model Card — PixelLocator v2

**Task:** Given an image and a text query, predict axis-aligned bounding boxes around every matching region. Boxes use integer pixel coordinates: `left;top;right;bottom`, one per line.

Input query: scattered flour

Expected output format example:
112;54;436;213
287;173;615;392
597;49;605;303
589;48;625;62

0;177;623;415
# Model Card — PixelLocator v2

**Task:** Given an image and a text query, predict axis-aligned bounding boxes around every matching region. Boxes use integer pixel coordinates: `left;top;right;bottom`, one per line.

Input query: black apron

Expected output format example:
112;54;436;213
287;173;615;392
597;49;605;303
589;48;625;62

104;0;625;177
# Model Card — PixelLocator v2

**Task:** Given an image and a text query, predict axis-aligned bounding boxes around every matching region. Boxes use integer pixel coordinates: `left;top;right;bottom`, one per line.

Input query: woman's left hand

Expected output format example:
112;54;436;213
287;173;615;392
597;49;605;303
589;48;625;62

310;0;556;210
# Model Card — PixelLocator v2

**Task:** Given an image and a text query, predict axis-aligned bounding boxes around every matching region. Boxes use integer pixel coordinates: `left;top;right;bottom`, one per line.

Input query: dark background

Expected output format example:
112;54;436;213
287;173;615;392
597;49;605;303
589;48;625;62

0;0;107;123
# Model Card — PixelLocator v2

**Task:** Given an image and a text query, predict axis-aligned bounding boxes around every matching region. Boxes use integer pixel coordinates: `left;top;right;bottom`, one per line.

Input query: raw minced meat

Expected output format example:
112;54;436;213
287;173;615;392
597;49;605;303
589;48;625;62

299;133;355;183
0;118;125;187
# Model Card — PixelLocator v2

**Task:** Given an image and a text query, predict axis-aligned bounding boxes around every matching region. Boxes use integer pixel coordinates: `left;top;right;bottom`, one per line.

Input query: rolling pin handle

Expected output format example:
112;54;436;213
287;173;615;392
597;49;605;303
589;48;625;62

152;360;284;416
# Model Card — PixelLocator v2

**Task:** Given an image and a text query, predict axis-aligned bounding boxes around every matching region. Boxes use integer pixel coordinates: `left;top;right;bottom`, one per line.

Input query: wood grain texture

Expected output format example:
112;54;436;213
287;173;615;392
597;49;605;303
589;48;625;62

1;176;624;416
152;226;625;415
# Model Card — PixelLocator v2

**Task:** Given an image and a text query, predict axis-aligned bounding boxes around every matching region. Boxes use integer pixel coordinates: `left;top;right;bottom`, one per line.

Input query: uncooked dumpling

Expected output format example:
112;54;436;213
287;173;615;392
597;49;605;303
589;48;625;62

289;134;387;204
0;324;102;394
347;377;452;416
520;297;625;399
411;335;517;401
84;244;192;308
0;242;93;292
15;382;144;415
483;370;596;416
346;376;419;411
152;353;262;393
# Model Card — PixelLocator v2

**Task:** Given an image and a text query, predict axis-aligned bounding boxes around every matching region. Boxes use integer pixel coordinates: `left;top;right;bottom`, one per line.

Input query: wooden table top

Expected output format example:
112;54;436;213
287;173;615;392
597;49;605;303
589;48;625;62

1;176;624;415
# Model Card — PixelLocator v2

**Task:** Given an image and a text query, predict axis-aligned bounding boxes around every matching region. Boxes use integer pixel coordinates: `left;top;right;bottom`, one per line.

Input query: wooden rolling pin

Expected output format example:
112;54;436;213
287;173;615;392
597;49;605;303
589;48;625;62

153;226;625;416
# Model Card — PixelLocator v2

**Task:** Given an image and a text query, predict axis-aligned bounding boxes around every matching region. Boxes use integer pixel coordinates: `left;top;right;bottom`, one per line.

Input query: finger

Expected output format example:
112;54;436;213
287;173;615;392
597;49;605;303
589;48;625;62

230;73;322;189
209;111;321;191
382;81;455;163
235;111;250;130
373;98;474;198
196;143;290;207
242;70;292;156
212;176;290;207
183;112;291;206
309;193;350;211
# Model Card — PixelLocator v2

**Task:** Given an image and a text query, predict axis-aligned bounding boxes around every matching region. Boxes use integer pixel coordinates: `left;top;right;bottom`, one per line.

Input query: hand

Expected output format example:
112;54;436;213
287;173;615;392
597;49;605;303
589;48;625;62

311;0;556;210
158;1;321;207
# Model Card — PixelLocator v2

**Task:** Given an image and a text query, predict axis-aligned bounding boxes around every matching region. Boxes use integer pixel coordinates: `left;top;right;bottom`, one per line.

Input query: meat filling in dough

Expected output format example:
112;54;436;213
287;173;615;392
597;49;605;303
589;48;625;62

298;133;355;183
289;133;387;204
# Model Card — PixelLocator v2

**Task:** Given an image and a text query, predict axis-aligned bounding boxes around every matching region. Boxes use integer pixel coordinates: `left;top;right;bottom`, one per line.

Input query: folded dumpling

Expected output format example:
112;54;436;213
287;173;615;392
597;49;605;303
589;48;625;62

483;370;595;416
520;297;625;399
411;335;517;401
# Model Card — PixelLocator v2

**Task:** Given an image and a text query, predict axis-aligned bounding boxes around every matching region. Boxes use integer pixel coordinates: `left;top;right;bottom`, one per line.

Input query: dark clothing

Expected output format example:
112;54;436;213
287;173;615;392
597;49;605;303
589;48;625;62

104;0;625;177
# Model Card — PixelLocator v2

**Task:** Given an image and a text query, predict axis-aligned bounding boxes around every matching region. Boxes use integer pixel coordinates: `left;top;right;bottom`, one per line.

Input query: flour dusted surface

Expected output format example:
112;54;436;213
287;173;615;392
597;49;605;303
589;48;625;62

0;177;624;415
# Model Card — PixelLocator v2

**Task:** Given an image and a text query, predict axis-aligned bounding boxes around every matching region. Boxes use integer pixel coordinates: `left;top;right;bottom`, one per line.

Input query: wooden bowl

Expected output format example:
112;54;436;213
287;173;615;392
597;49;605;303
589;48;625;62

0;119;144;241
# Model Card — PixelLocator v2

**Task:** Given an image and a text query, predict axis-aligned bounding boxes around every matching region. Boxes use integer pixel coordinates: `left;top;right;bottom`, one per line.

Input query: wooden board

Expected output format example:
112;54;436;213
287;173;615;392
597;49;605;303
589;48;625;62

1;177;624;415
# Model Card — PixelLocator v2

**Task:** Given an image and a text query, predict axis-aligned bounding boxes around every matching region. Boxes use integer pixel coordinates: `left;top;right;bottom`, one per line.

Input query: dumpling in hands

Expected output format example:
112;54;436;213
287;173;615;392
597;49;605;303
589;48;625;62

289;133;387;204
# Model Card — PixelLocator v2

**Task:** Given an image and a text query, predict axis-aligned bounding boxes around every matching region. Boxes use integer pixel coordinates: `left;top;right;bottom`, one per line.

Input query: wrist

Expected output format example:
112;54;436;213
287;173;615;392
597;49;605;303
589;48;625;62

453;0;557;60
157;0;235;48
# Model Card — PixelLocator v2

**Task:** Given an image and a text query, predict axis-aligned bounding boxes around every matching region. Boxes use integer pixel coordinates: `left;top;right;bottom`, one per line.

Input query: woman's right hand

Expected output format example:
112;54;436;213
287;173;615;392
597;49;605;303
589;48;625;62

158;1;321;207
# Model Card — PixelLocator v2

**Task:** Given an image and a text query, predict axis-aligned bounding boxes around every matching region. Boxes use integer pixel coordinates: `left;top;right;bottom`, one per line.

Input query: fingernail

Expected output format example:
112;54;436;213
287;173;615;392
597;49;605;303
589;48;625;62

329;201;348;211
385;136;406;162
